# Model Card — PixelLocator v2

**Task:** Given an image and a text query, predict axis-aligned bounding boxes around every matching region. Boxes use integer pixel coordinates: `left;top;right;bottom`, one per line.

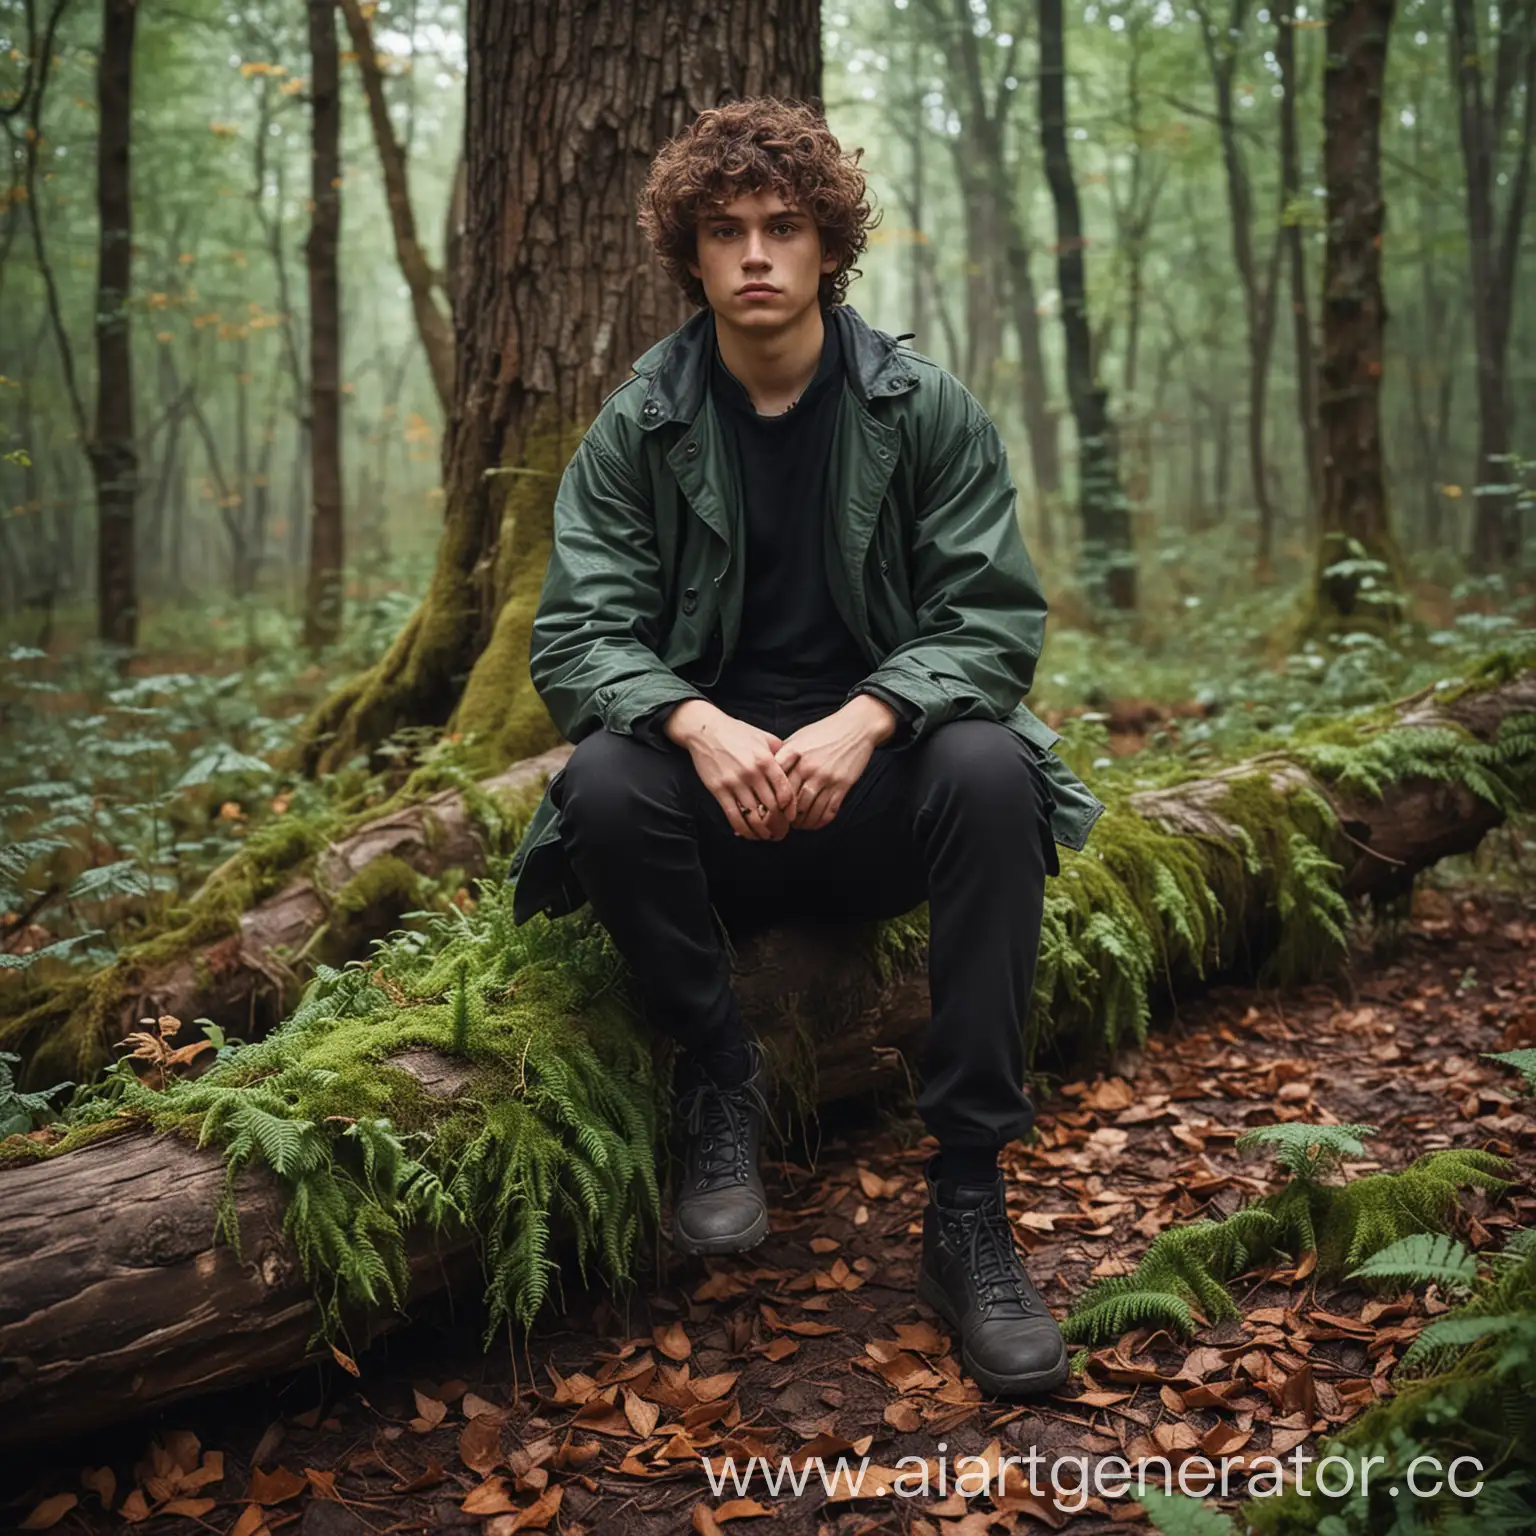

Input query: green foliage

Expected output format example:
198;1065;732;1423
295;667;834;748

1347;1234;1479;1293
0;1051;73;1137
1062;1125;1511;1349
1140;1489;1240;1536
1235;1121;1377;1180
8;874;667;1353
1062;1208;1278;1344
1484;1049;1536;1093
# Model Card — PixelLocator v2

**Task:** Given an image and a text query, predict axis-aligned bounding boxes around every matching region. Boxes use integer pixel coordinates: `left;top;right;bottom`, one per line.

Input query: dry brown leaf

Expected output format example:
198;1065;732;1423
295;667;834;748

884;1399;923;1432
20;1493;78;1530
486;1485;563;1534
654;1320;692;1361
411;1387;448;1431
460;1414;504;1476
711;1497;773;1522
160;1498;217;1518
80;1466;116;1510
391;1457;447;1495
690;1371;741;1402
118;1489;152;1524
230;1506;269;1536
331;1344;360;1376
462;1475;519;1515
624;1389;661;1439
463;1391;505;1421
757;1336;799;1361
893;1319;949;1355
809;1236;841;1254
248;1466;307;1505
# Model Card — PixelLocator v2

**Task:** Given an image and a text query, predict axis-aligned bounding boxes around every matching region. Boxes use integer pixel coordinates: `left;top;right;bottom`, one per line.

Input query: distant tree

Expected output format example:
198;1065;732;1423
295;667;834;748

1450;0;1536;571
1313;0;1405;627
304;0;345;651
1037;0;1136;609
90;0;140;649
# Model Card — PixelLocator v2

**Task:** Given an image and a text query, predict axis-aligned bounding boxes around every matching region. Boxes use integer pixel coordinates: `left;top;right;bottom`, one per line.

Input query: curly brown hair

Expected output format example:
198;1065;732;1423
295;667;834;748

636;97;878;309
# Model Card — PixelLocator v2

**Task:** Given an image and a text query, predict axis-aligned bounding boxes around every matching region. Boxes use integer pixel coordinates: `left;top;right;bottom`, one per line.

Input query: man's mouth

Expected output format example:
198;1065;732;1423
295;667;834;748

739;285;779;296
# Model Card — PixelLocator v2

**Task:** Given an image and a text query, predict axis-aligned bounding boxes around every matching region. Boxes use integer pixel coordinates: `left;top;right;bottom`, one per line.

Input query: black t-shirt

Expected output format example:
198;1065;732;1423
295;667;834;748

631;308;917;749
702;308;871;726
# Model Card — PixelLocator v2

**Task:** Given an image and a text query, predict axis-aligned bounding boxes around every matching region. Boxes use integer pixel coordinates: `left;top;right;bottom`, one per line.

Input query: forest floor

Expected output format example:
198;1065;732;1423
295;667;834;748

7;879;1536;1536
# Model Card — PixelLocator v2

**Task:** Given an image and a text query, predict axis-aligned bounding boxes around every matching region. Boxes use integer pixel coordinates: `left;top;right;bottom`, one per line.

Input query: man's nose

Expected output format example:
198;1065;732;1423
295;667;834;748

741;231;771;266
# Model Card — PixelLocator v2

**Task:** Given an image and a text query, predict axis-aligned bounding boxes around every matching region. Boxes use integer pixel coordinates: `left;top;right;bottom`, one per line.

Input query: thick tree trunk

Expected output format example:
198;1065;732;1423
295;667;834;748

92;0;138;650
1037;0;1135;610
2;670;1532;1450
1313;0;1403;629
303;0;345;650
299;0;821;778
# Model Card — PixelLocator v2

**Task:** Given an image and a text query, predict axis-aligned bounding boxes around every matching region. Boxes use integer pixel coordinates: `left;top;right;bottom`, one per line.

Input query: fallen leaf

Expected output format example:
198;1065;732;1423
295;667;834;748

461;1414;503;1476
248;1466;307;1505
230;1506;269;1536
80;1467;116;1510
462;1475;519;1515
20;1493;78;1529
624;1389;661;1439
160;1498;218;1518
654;1320;692;1361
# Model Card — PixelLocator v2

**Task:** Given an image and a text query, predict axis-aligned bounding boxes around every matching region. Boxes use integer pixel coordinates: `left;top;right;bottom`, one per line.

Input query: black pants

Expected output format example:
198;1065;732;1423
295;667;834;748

552;709;1058;1150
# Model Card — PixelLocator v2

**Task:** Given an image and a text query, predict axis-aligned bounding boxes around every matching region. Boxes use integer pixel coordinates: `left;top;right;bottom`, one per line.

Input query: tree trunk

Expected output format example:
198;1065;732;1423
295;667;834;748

1313;0;1404;629
303;0;345;651
3;668;1532;1450
1037;0;1136;610
1451;0;1536;571
1195;0;1284;578
298;0;821;778
1276;0;1322;532
92;0;138;651
337;0;455;410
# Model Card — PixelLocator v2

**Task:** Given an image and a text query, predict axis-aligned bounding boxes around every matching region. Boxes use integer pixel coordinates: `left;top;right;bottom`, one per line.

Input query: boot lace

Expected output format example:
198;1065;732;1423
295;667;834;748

676;1072;770;1191
947;1200;1042;1315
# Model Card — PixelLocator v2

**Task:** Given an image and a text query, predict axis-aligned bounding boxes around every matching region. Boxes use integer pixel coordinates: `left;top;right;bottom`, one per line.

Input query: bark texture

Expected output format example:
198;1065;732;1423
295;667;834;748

1037;0;1135;610
1314;0;1403;628
1450;0;1535;572
299;0;822;777
303;0;345;650
92;0;138;649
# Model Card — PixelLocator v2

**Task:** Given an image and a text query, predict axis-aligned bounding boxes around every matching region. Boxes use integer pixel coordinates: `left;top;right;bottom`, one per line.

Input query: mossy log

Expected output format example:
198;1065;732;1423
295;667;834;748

0;670;1530;1451
0;1049;483;1452
0;748;573;1091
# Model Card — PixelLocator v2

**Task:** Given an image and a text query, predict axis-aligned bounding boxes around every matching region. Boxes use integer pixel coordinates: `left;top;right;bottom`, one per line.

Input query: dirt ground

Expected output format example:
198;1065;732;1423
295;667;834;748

6;879;1535;1536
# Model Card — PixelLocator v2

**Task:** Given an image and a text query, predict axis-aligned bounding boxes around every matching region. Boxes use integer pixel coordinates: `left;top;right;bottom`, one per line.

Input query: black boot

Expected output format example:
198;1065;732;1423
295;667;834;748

916;1153;1069;1396
669;1039;771;1256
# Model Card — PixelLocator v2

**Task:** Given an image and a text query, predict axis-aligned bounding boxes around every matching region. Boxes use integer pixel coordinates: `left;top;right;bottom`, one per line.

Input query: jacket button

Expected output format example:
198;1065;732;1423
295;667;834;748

684;441;700;458
643;401;658;416
681;588;699;614
879;558;890;575
877;447;891;461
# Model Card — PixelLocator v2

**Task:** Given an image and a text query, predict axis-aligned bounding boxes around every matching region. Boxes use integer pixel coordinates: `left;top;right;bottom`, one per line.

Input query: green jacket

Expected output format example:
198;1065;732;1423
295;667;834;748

507;303;1105;925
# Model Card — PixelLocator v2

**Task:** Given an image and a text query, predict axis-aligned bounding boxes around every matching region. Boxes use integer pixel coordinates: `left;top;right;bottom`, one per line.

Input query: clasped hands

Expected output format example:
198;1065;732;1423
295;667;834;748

664;694;898;840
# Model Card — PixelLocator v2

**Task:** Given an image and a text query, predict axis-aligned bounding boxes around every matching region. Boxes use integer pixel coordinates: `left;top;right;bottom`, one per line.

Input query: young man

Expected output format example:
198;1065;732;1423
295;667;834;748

507;99;1105;1397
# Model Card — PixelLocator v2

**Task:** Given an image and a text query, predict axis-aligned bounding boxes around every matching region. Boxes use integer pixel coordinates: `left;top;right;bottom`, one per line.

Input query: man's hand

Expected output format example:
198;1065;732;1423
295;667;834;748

774;694;898;831
666;699;801;840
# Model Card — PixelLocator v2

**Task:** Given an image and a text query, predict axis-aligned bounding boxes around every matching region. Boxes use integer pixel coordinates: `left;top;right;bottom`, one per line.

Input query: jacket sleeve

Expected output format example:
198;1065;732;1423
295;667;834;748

847;393;1046;746
528;418;710;743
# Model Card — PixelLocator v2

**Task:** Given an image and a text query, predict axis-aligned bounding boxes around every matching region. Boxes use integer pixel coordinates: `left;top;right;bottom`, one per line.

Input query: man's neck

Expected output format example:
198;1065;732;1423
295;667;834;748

712;301;825;416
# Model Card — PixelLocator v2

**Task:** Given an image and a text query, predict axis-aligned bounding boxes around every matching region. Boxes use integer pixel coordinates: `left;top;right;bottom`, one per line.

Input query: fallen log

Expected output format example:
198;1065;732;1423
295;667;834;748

1;667;1531;1450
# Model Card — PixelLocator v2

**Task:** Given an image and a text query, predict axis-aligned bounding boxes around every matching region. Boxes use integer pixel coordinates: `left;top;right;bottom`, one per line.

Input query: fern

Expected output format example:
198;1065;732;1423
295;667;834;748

1348;1233;1478;1292
1140;1489;1239;1536
1236;1120;1378;1180
1485;1049;1536;1093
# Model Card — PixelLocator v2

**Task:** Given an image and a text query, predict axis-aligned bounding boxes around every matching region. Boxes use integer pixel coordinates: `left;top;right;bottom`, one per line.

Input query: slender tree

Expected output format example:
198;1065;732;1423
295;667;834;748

1037;0;1135;609
304;0;345;650
298;0;822;775
1276;0;1323;528
93;0;139;648
1193;0;1283;577
337;0;455;410
1313;0;1404;626
1450;0;1536;570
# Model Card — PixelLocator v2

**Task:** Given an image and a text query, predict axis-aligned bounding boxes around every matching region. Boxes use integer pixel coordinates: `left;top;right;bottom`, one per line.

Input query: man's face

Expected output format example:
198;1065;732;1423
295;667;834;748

687;187;840;327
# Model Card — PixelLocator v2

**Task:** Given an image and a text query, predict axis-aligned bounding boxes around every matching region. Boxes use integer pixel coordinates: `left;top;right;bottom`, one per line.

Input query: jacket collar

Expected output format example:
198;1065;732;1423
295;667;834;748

631;302;918;429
